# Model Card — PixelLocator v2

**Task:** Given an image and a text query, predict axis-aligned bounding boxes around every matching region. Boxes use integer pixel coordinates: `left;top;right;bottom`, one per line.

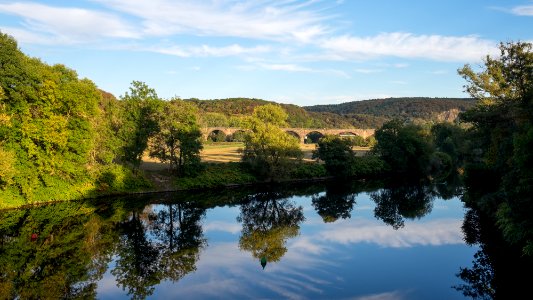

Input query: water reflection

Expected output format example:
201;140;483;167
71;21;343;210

312;182;356;223
0;179;517;299
371;181;434;229
454;206;533;299
112;201;206;299
0;202;117;299
237;191;305;269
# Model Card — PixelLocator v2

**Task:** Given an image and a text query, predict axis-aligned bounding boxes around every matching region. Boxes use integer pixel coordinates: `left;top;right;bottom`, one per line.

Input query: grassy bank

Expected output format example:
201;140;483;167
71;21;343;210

0;143;373;210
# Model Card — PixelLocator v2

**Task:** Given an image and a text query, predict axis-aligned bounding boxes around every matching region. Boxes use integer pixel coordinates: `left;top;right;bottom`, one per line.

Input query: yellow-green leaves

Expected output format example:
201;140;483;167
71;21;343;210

0;147;17;188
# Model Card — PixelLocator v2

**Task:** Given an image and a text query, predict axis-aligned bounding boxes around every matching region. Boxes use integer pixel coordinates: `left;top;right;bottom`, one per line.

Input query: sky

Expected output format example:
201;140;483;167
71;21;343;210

1;0;532;106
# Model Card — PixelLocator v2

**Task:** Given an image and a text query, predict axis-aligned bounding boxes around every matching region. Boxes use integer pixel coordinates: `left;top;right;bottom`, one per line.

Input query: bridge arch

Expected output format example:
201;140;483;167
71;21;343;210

207;129;228;142
305;131;324;144
285;130;302;142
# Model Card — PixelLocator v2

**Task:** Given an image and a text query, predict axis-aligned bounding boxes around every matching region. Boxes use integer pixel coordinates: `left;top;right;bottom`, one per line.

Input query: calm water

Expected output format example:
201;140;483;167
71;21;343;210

0;181;479;299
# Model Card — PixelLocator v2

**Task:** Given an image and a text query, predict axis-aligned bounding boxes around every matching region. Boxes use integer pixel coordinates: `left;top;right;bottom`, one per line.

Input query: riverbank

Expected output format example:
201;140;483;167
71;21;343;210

0;160;331;210
0;143;372;210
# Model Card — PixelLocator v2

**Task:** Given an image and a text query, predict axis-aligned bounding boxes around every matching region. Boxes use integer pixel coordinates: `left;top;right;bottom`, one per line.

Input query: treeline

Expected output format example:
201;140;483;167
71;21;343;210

187;97;473;129
305;97;475;121
188;98;386;128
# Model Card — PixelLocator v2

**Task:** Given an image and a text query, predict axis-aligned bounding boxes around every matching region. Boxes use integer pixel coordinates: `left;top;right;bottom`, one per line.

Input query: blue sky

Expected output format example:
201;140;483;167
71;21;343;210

1;0;532;106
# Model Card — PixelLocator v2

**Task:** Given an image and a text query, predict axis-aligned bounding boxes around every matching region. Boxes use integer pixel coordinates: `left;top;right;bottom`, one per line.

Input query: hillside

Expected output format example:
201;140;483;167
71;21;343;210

304;97;475;120
185;98;382;128
186;97;473;129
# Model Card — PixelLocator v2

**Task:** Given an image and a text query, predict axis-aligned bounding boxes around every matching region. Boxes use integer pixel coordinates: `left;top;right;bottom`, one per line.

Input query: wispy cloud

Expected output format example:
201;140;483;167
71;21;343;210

259;63;314;72
354;68;383;74
204;221;241;234
353;290;410;300
150;44;271;57
236;62;350;79
0;2;137;44
510;5;533;16
95;0;332;43
315;218;464;248
320;32;498;62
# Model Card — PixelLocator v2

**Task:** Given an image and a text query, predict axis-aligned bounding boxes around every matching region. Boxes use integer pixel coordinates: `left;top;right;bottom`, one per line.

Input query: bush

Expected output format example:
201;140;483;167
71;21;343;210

175;163;257;189
290;163;328;179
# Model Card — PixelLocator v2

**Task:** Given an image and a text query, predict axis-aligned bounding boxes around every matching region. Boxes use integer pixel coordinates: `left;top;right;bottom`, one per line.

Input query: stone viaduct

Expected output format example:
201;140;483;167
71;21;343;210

202;127;375;143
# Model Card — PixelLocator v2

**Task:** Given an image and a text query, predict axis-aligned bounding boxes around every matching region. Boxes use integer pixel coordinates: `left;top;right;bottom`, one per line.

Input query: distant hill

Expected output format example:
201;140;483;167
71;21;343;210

304;97;475;121
185;98;382;128
185;97;475;129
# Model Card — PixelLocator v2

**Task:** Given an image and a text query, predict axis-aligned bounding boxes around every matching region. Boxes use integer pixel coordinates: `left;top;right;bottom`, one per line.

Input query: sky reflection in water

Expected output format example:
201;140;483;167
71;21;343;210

94;190;474;300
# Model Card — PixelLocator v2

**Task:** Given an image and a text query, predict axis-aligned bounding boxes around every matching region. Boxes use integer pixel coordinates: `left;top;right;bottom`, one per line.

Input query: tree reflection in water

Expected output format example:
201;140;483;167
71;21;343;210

237;191;305;269
0;202;118;299
454;206;533;299
312;182;356;223
112;201;206;299
371;181;434;229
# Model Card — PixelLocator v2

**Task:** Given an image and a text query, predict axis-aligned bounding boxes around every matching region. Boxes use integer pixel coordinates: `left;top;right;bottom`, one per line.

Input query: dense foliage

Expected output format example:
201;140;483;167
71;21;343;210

0;32;111;204
0;32;204;207
458;42;533;256
311;134;385;178
305;97;474;121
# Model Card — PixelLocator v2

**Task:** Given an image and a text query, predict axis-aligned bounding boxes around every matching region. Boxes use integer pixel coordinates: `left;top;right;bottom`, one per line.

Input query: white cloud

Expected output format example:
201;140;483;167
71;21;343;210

95;0;331;43
204;221;241;234
0;2;137;44
259;63;313;72
354;68;383;74
0;26;57;45
511;5;533;16
316;218;464;248
151;44;271;57
255;63;350;78
354;290;409;300
320;32;498;62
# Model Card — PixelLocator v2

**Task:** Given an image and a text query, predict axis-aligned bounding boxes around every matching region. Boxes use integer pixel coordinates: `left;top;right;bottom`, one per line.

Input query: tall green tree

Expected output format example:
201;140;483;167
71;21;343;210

149;99;203;176
118;81;161;169
313;135;356;177
242;104;303;180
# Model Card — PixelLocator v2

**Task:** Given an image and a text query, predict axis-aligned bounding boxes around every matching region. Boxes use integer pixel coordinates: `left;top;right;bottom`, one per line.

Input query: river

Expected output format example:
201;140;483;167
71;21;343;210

0;179;502;299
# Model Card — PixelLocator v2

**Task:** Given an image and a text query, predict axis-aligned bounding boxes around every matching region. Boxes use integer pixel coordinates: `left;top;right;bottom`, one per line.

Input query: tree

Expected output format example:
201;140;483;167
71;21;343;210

373;119;434;175
149;99;202;176
242;104;303;180
118;81;161;169
313;135;356;177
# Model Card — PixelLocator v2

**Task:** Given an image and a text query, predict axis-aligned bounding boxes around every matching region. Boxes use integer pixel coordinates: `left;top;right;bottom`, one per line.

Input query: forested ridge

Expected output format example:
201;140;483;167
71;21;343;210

187;97;470;129
305;97;475;119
